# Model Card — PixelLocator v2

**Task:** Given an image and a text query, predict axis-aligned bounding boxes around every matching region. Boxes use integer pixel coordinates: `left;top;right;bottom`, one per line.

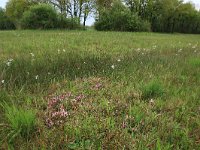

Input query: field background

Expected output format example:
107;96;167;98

0;31;200;149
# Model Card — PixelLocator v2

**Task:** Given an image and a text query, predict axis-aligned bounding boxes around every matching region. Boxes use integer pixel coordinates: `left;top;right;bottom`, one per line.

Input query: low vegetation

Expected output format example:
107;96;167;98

0;30;199;149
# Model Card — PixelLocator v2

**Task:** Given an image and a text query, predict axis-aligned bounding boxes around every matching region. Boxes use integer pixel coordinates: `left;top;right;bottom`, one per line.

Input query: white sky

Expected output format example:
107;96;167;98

0;0;199;26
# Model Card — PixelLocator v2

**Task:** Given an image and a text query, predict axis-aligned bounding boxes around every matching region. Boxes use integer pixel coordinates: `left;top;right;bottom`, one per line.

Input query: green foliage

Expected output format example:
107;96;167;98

0;8;15;30
141;80;164;100
57;16;82;30
21;4;58;29
1;103;36;142
5;0;35;29
95;1;151;32
150;0;200;33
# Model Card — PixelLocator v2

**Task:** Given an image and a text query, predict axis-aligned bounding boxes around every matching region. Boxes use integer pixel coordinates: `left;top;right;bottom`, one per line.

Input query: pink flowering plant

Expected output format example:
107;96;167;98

45;91;86;128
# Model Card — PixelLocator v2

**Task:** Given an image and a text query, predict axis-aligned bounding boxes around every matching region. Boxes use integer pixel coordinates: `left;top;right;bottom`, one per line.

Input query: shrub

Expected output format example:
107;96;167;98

1;103;36;142
21;4;58;29
0;8;15;30
95;2;151;32
141;80;164;100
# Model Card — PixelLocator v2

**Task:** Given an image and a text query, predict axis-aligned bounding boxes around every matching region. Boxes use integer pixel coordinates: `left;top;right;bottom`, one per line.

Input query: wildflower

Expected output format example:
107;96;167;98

6;61;11;66
8;58;13;62
30;53;35;57
122;121;127;129
117;59;121;62
35;75;39;80
75;94;85;101
92;83;102;90
6;58;14;66
149;99;155;105
111;65;115;69
178;49;182;53
63;49;66;52
1;80;5;84
136;48;141;51
153;45;157;49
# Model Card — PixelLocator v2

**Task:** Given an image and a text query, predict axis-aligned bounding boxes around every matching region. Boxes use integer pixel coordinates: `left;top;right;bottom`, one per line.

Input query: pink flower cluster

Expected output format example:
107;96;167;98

45;92;85;128
47;92;72;108
45;92;72;128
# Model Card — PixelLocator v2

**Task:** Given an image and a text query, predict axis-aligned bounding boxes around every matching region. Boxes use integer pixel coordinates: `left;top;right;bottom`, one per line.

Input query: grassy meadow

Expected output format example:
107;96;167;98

0;30;200;149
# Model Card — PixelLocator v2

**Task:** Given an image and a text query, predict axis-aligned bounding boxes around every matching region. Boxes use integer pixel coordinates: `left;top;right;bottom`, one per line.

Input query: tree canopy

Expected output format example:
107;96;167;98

0;0;199;33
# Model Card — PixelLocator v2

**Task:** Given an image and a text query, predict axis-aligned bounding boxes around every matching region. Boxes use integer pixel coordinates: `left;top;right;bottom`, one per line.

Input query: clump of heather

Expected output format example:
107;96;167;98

45;92;86;128
45;92;71;128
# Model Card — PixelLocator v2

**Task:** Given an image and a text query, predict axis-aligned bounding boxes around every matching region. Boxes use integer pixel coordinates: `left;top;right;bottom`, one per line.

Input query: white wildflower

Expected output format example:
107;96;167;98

117;59;121;62
1;80;5;84
178;49;182;53
150;99;155;104
111;65;115;69
63;49;66;52
8;58;13;62
30;53;35;57
35;75;39;80
6;61;11;66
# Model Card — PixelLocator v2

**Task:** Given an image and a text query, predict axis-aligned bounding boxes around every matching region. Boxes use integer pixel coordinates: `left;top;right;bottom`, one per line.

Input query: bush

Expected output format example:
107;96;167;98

0;8;15;30
21;4;58;29
1;103;36;142
95;2;151;32
141;80;164;100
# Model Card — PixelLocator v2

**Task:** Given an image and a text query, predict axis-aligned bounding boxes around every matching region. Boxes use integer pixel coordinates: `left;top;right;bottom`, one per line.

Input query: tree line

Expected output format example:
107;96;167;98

0;0;200;33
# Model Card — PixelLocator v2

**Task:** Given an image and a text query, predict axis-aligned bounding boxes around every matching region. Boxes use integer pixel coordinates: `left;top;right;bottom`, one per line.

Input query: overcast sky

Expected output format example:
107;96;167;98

0;0;200;26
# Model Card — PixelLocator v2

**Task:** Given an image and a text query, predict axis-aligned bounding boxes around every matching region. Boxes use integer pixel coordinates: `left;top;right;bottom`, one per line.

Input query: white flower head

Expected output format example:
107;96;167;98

63;49;66;52
111;65;115;69
6;61;11;66
35;75;39;80
178;49;182;53
1;80;5;84
192;46;196;49
117;59;121;62
30;53;35;57
8;58;13;62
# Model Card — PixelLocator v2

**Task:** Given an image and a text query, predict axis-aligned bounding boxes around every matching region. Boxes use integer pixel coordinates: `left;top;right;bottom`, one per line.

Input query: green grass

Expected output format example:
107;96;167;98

0;30;200;149
0;103;36;145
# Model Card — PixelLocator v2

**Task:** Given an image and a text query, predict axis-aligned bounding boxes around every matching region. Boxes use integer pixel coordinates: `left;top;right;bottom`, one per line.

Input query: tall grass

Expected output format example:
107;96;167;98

0;103;36;143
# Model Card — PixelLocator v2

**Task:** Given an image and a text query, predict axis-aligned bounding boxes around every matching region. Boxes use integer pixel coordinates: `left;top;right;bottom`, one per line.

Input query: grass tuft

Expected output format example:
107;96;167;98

141;80;164;100
189;58;200;67
1;103;36;142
